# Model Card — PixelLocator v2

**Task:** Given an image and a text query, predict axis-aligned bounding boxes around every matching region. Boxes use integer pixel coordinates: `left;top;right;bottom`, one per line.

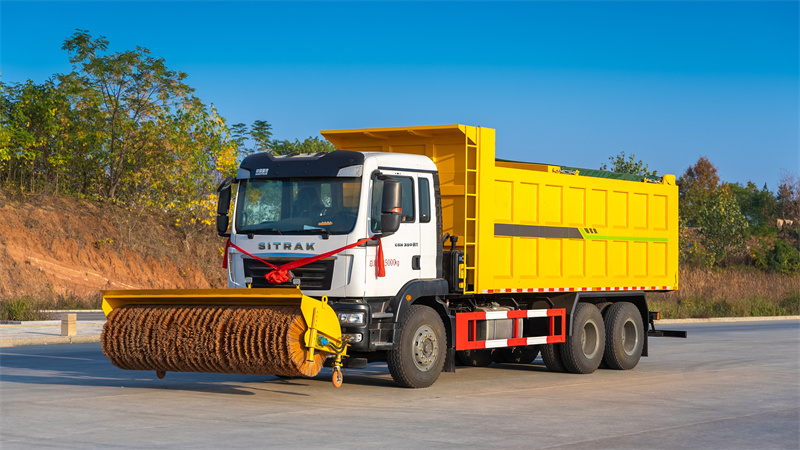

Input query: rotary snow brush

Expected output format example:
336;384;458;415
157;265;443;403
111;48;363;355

100;287;349;387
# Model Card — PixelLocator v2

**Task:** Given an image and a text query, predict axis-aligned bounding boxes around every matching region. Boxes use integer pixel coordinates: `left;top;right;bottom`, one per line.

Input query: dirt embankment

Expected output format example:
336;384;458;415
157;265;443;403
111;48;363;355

0;190;225;301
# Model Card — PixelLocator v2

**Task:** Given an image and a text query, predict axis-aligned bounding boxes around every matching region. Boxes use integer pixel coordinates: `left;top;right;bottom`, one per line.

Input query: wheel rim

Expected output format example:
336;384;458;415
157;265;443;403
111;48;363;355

581;320;600;359
622;318;639;356
412;324;438;372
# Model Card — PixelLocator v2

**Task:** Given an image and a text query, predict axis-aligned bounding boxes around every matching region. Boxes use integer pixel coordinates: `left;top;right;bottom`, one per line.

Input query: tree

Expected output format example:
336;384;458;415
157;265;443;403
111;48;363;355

229;122;249;154
0;79;85;194
600;151;658;178
59;29;195;200
270;136;336;155
729;181;778;232
250;120;273;153
695;185;749;266
678;156;720;227
776;172;799;223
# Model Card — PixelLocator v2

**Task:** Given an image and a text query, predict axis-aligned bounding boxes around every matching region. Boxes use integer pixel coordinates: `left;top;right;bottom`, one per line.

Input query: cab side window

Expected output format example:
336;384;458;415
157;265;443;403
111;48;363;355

371;175;415;233
398;177;415;223
419;177;431;223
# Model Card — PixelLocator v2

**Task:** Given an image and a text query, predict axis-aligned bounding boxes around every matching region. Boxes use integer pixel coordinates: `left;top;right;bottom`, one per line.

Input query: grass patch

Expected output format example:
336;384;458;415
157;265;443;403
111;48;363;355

48;292;103;310
647;266;800;319
0;292;103;321
648;295;799;319
0;297;52;321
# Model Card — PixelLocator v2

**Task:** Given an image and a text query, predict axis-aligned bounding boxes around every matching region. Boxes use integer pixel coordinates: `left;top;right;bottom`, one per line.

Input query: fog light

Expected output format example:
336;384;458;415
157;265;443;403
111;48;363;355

342;333;363;343
338;312;365;325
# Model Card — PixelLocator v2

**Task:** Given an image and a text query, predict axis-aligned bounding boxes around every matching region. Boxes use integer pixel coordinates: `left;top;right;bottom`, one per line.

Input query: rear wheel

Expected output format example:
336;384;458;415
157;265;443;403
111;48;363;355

602;302;644;370
595;302;613;369
595;302;612;316
541;343;567;372
560;303;605;374
495;346;539;364
387;305;446;388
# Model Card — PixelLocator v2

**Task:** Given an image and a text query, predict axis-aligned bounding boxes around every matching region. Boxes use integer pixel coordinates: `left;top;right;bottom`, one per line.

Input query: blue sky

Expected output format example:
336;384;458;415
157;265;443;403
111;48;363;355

2;1;798;189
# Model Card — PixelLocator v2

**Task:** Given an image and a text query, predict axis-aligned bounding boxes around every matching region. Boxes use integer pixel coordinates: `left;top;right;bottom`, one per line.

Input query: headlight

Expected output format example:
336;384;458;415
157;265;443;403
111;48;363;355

338;312;365;325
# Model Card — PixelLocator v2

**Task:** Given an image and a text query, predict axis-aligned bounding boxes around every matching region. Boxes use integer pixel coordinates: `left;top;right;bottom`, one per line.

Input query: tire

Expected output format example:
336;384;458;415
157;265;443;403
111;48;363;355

495;345;539;364
602;302;644;370
560;303;605;374
387;305;446;388
541;343;567;372
595;302;612;316
456;349;495;367
595;302;613;369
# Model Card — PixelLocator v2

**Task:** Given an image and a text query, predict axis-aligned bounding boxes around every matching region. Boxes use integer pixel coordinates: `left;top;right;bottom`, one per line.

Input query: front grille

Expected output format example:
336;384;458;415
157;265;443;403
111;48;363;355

243;258;335;290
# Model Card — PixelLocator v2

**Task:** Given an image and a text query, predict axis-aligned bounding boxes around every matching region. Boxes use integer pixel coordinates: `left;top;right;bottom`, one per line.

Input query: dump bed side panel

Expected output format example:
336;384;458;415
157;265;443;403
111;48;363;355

484;166;679;293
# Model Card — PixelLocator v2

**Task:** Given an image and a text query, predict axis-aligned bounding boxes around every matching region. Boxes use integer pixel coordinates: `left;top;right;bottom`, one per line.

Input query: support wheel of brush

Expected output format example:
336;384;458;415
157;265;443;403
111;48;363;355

332;367;343;388
156;371;166;379
387;305;446;388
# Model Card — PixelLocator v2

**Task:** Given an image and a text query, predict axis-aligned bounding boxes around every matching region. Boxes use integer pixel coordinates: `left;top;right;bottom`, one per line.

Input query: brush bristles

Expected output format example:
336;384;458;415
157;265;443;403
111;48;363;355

101;305;326;377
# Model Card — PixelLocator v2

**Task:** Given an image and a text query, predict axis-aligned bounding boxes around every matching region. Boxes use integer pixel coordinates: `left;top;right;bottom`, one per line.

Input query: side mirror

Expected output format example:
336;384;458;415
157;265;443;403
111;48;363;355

216;177;234;236
380;178;402;237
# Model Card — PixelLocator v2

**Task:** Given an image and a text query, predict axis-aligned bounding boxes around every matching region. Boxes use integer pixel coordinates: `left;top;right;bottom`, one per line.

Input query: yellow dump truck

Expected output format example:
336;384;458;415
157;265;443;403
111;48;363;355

101;125;685;388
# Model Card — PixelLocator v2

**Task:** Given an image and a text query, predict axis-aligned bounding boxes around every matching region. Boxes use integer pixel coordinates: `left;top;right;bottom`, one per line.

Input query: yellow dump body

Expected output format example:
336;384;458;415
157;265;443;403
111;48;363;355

322;125;678;294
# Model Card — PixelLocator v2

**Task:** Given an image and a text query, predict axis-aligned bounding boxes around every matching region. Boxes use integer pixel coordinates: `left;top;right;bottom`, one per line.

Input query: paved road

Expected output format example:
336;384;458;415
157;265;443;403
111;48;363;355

1;321;798;449
46;311;106;321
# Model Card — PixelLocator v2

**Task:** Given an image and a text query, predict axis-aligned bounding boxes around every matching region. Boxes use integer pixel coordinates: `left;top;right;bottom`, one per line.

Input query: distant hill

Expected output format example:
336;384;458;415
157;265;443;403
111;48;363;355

0;190;225;301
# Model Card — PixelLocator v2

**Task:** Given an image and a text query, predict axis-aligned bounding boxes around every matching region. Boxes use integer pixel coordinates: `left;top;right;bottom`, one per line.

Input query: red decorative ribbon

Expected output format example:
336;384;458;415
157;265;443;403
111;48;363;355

224;236;385;284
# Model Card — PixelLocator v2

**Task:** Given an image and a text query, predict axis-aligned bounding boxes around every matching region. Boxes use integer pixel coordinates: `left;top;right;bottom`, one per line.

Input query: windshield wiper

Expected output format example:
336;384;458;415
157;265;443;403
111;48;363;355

247;227;283;236
286;227;331;239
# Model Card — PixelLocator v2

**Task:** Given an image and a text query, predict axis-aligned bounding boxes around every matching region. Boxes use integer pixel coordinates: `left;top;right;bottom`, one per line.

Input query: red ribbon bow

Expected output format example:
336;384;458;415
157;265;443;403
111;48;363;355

224;236;385;284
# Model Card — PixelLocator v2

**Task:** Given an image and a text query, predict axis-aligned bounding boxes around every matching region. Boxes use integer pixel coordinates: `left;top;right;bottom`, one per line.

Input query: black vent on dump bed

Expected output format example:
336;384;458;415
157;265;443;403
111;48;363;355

243;258;335;290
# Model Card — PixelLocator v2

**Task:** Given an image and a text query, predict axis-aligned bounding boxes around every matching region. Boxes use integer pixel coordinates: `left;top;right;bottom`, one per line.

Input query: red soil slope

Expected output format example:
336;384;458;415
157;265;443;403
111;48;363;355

0;190;225;300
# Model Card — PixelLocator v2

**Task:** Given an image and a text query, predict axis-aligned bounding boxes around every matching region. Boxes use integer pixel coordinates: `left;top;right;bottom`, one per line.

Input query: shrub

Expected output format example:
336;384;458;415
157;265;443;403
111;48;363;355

762;239;800;275
0;297;50;321
779;292;800;315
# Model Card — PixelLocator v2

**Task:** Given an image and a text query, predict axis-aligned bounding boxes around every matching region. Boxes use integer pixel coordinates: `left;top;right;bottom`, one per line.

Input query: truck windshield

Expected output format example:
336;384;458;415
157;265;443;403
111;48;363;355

235;178;361;235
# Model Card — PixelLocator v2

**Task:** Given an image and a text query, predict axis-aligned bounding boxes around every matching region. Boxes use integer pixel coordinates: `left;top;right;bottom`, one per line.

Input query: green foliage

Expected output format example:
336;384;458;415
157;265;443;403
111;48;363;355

0;297;50;321
779;292;800;315
600;151;658;178
0;79;83;194
680;240;717;268
696;187;749;266
1;30;340;233
250;120;273;153
1;30;239;228
270;136;336;155
729;181;778;233
678;156;720;227
0;292;103;321
756;239;800;275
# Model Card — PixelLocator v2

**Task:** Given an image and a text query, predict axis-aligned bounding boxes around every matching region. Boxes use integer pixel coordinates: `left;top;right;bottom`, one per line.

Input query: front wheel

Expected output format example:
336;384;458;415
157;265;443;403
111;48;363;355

387;305;446;388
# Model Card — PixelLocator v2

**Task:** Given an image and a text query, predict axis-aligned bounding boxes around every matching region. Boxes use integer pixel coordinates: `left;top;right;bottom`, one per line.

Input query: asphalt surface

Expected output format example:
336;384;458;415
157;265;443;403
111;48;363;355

1;320;798;449
45;311;107;321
